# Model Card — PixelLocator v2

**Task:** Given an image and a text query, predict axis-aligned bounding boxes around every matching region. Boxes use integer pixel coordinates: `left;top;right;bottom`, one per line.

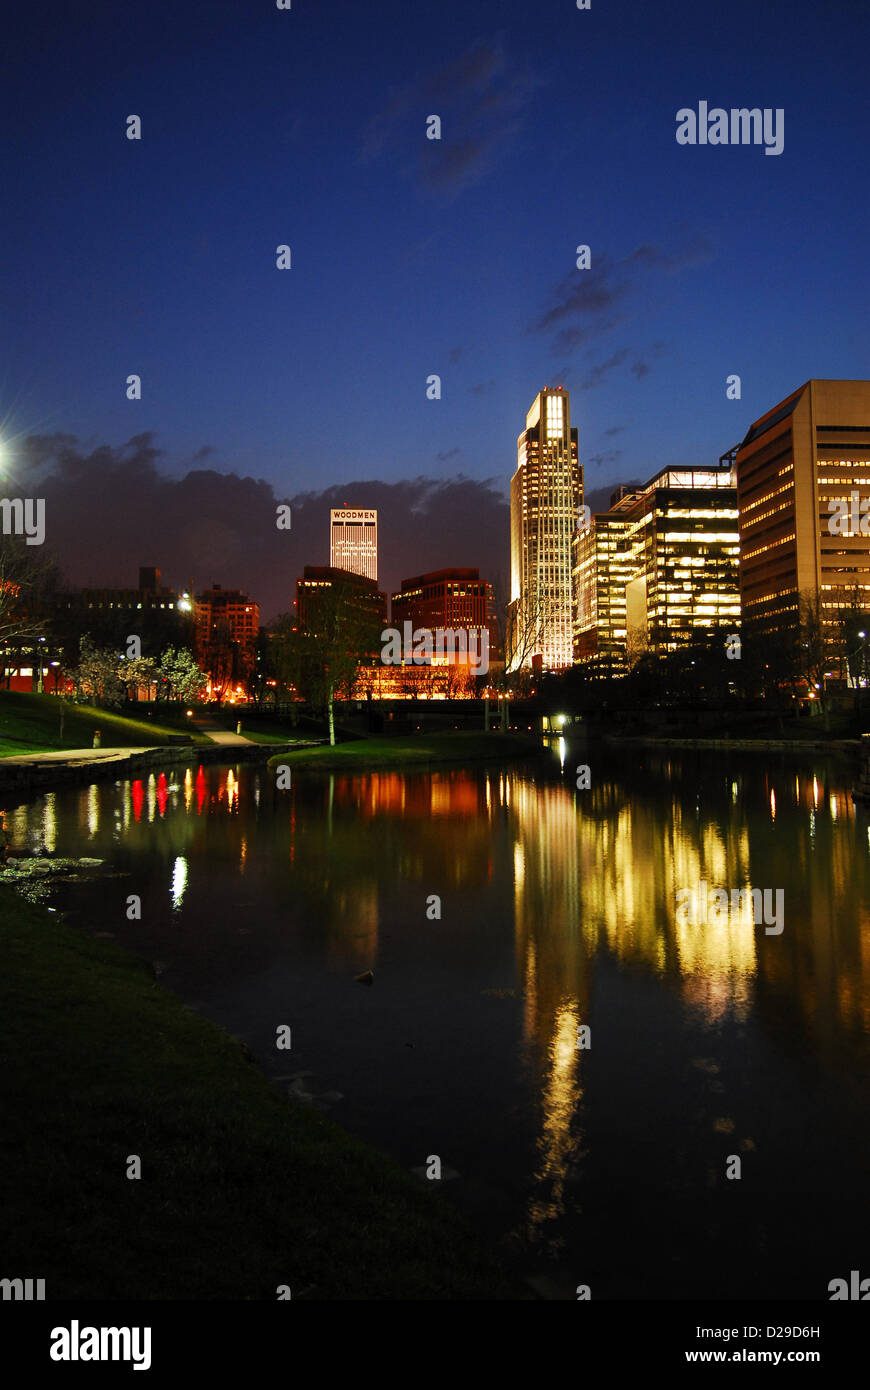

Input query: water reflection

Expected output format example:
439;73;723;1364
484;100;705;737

171;855;188;910
5;748;870;1292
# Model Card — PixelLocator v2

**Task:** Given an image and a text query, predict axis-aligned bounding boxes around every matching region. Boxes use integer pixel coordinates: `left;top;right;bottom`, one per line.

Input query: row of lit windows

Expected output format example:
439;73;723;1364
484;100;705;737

742;533;796;561
743;480;793;515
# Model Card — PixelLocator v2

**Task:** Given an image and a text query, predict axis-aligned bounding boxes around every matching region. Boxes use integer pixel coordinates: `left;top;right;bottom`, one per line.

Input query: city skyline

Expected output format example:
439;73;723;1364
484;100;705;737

3;0;869;613
4;0;870;1325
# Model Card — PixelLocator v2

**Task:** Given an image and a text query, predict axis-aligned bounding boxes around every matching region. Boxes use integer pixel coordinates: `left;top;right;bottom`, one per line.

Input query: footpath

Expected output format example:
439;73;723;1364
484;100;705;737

0;721;307;805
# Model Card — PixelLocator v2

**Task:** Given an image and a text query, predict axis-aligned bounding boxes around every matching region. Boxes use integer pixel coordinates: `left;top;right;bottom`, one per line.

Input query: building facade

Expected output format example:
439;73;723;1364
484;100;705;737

736;379;870;643
572;506;632;670
330;506;378;582
391;568;499;657
295;565;387;633
509;387;582;671
57;567;183;620
574;465;740;664
195;584;259;693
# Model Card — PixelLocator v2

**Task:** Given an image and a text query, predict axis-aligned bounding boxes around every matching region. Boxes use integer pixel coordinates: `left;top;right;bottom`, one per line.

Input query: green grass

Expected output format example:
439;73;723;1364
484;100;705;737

268;729;542;771
0;884;523;1300
0;692;210;756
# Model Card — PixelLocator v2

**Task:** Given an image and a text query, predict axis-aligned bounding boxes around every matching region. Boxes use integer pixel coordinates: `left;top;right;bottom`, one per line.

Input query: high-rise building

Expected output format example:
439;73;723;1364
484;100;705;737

572;504;633;670
295;565;387;632
735;379;870;641
391;568;499;660
330;506;378;582
195;584;260;690
509;387;582;670
574;465;740;664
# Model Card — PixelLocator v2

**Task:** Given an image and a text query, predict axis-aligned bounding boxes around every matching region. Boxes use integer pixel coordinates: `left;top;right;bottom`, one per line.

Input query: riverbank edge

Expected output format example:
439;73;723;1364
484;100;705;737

600;734;860;753
266;731;544;771
0;883;526;1300
0;741;306;806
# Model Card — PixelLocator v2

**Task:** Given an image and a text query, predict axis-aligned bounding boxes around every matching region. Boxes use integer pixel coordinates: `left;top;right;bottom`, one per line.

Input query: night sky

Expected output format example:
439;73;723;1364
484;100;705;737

3;0;868;617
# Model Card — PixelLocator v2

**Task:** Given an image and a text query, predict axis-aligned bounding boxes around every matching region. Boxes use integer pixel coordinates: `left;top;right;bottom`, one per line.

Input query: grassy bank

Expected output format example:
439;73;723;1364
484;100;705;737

0;691;210;757
0;885;521;1299
267;729;542;771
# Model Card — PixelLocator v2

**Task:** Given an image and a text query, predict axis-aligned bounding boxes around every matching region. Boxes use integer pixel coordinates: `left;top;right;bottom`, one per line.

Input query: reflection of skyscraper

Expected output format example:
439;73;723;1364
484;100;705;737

509;388;582;670
330;505;378;582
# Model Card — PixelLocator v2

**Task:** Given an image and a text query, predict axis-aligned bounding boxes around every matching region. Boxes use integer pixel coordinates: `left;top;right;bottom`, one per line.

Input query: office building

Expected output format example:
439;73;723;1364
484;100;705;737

735;379;870;641
295;565;387;633
391;568;499;659
195;584;259;688
575;465;740;663
330;506;378;582
509;387;582;670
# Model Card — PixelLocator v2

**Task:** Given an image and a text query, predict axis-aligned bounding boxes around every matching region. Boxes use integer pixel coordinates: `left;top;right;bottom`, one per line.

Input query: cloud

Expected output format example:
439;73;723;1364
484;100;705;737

577;349;631;391
468;379;496;396
436;447;461;462
584;450;624;470
602;425;625;438
19;434;509;621
360;36;541;197
532;235;713;355
624;236;713;272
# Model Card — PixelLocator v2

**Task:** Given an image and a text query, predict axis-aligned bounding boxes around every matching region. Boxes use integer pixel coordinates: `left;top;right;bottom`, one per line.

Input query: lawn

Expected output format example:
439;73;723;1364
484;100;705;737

267;729;542;770
0;692;211;756
0;884;523;1299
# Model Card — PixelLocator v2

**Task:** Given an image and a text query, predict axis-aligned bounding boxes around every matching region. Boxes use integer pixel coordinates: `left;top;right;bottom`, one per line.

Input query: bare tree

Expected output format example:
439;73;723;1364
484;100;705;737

0;536;59;648
289;580;381;745
797;589;830;728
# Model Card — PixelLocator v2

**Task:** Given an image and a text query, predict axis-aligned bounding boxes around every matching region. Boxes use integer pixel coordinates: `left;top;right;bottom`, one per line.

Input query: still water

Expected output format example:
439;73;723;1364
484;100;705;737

6;744;870;1299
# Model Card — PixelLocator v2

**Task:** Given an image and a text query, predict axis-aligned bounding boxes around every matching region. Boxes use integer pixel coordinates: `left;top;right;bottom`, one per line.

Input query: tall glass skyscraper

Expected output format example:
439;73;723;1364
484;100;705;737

509;388;582;670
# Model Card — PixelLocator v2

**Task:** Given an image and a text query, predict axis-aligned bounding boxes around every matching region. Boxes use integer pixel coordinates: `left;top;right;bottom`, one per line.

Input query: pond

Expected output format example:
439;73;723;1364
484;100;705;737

5;743;870;1298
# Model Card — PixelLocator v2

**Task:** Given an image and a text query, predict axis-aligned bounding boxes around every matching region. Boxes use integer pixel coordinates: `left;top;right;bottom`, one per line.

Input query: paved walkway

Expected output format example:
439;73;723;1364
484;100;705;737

0;747;159;767
190;718;255;747
1;720;268;768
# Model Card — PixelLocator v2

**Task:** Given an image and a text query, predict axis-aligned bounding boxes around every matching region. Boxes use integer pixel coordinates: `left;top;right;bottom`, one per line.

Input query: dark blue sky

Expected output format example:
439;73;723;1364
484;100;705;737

2;0;868;613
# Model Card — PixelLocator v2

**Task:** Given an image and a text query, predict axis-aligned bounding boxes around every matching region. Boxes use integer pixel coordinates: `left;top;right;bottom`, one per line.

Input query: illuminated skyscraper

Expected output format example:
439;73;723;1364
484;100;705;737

509;388;582;670
573;466;740;666
330;506;378;582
